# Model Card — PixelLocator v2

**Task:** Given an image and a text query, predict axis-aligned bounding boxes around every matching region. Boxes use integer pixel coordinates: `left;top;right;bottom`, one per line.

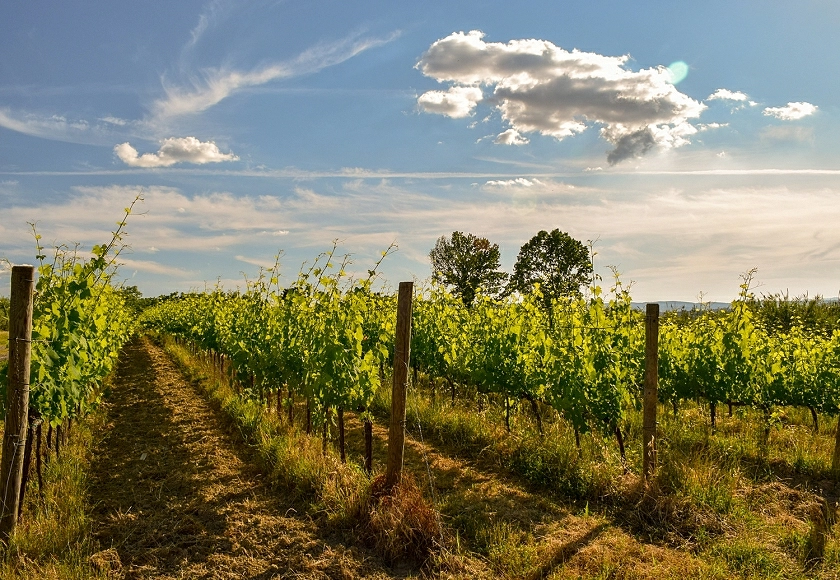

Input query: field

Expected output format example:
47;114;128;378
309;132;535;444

0;332;838;578
162;337;840;579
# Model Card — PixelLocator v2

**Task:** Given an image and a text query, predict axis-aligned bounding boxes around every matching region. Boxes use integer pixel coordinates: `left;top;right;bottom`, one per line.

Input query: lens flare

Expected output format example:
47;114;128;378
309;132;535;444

667;61;689;84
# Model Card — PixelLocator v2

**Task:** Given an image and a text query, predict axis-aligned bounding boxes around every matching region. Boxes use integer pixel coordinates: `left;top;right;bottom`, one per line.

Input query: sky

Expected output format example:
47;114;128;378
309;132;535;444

1;0;839;302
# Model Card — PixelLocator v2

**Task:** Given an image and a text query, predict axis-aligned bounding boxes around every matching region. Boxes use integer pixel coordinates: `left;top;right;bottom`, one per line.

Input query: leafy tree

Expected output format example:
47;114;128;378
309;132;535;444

429;231;508;307
508;229;592;313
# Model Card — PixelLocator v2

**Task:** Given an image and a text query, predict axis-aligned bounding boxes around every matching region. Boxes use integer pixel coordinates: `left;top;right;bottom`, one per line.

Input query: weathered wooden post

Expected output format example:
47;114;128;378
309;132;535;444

643;302;659;482
385;281;413;489
0;265;35;541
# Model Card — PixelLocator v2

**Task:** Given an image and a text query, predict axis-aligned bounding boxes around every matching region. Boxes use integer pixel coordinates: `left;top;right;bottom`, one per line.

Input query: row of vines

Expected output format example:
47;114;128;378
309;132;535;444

0;206;138;527
142;257;840;469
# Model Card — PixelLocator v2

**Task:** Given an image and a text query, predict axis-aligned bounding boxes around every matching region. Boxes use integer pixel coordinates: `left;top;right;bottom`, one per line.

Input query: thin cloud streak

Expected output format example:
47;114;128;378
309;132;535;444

2;167;840;179
154;29;401;119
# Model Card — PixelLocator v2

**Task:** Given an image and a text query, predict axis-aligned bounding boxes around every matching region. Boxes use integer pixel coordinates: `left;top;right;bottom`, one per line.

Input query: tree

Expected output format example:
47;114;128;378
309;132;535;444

508;229;592;314
429;231;508;307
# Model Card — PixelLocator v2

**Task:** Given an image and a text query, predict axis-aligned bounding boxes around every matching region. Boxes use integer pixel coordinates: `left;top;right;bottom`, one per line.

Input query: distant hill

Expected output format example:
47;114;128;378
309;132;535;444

631;301;730;312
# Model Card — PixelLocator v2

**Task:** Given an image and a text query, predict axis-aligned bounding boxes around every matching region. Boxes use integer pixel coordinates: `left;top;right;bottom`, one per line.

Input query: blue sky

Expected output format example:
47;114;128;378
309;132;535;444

1;0;838;301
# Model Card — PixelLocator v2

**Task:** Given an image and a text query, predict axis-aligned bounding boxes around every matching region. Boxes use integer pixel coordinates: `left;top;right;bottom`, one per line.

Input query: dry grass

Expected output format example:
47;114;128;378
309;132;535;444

361;473;444;564
160;334;474;577
364;378;840;579
0;406;108;579
155;346;840;579
96;335;407;578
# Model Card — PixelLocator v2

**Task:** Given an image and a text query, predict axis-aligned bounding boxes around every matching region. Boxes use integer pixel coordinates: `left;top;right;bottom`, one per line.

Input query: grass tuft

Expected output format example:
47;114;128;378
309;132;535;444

359;473;443;564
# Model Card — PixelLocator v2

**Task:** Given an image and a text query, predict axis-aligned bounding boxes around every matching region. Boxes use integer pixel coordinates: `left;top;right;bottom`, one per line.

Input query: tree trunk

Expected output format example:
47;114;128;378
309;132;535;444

809;406;819;434
36;422;44;502
338;408;346;463
364;416;373;475
831;414;840;472
17;418;38;521
322;406;329;454
615;425;627;468
526;395;543;435
710;401;717;430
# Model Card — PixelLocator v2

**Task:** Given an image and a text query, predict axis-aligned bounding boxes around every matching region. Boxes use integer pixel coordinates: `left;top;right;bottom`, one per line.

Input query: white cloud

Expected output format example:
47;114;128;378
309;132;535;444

416;30;706;164
115;137;238;167
119;258;193;276
707;89;749;101
100;116;128;126
697;122;728;131
763;101;817;121
155;30;400;118
5;176;840;302
235;255;277;269
416;86;483;118
494;129;529;145
483;178;542;189
760;125;814;142
0;109;94;143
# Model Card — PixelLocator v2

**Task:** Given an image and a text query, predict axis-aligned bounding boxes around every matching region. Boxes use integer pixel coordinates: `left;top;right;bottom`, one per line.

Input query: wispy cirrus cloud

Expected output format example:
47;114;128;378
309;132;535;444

154;29;401;119
416;30;706;164
0;108;95;144
114;136;239;167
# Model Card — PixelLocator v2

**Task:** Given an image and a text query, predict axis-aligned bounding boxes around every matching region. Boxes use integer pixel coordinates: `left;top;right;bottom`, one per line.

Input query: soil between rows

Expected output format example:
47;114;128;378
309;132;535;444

88;336;396;579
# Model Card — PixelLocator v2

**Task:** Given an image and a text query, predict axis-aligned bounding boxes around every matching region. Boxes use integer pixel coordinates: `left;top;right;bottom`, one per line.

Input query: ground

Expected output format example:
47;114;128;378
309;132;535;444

88;336;398;579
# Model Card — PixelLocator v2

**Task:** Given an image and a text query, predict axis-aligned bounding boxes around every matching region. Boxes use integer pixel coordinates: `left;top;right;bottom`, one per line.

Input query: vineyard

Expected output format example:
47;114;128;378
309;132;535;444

139;266;840;468
1;238;840;577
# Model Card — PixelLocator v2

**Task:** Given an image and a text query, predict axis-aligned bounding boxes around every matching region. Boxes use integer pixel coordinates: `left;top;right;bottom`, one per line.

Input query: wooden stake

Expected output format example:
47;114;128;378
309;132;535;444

338;407;346;463
385;281;413;489
643;303;659;482
0;265;35;542
831;414;840;472
364;414;373;475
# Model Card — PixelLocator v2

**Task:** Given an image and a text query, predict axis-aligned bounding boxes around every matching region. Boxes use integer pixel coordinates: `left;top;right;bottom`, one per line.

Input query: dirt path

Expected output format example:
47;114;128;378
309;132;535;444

89;336;395;579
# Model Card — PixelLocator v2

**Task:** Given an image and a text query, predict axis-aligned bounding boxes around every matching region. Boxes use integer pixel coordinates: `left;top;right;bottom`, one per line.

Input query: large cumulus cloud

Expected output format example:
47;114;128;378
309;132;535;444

416;31;705;164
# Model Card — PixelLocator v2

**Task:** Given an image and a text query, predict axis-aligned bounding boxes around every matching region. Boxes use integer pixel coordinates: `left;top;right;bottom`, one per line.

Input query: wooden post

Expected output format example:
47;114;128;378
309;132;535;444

385;281;413;489
643;303;659;482
337;407;346;463
832;414;840;472
0;265;35;541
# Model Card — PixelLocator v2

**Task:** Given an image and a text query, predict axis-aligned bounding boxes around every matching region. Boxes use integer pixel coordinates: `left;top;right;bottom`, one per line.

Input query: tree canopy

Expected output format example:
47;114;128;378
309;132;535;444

429;231;507;307
507;229;592;310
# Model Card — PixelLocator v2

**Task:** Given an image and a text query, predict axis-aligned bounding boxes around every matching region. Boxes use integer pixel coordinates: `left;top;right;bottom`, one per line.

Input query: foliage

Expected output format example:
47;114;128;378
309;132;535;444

751;291;840;336
0;296;9;331
428;231;507;307
0;201;138;425
658;271;840;416
506;229;592;316
141;244;397;427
